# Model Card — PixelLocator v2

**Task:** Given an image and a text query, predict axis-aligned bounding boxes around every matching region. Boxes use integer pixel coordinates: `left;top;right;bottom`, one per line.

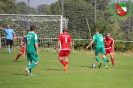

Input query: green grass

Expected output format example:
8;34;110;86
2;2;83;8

0;50;133;88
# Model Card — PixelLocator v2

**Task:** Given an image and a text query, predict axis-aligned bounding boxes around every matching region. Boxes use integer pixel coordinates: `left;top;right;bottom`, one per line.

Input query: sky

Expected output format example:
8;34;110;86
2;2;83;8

15;0;133;7
15;0;58;7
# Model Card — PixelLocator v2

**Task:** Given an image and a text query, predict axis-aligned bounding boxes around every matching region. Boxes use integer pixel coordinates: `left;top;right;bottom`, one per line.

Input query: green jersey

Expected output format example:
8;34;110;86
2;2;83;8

25;32;38;54
92;33;105;54
92;33;104;47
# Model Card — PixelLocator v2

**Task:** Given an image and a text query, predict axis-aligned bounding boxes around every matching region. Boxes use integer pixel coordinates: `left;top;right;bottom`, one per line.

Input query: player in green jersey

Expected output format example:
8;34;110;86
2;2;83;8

86;29;108;69
24;25;39;76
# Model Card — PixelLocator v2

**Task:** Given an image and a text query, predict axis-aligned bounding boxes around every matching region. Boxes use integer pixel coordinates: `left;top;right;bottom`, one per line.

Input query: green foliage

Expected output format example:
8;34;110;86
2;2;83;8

0;0;17;14
47;0;125;40
0;0;37;14
115;42;126;52
16;2;28;14
16;2;37;14
115;42;133;52
47;0;62;15
74;40;89;50
37;4;49;14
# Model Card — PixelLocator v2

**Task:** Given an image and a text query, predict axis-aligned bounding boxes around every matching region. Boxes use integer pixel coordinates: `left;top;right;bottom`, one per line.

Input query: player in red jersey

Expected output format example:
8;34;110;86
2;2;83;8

13;36;26;62
56;28;72;71
104;33;115;66
13;30;30;62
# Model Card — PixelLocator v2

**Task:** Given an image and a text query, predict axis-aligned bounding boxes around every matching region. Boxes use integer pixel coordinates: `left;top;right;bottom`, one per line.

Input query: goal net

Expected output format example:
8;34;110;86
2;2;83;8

0;14;63;49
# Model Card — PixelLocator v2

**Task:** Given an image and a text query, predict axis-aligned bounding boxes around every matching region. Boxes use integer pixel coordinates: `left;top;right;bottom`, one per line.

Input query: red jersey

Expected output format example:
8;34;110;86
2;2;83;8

58;33;72;50
21;36;26;42
21;36;26;46
104;37;114;49
20;36;26;53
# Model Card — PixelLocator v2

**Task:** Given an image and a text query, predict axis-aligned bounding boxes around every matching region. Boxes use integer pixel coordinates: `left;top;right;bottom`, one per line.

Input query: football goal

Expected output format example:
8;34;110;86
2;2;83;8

0;14;63;49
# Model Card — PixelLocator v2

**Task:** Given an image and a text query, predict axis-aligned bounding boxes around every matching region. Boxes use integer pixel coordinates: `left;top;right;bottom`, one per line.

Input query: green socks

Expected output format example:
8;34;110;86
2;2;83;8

103;58;107;66
95;56;108;66
95;56;101;63
28;62;37;70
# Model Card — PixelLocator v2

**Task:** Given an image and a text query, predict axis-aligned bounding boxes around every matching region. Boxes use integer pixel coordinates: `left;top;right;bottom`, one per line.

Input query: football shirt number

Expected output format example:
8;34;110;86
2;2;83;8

99;36;103;41
27;36;32;44
65;37;68;43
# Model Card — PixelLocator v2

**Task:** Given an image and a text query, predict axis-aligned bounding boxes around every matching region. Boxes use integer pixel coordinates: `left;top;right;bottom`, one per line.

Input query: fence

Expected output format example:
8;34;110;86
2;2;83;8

1;36;133;52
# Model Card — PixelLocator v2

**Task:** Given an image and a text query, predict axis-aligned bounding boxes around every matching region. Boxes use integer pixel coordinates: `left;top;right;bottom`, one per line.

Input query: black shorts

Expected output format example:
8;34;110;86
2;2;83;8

6;39;13;46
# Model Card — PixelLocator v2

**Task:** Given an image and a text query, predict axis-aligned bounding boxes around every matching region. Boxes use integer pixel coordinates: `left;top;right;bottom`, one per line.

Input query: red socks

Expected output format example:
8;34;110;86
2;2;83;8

111;58;114;66
65;61;68;65
15;54;21;61
60;59;66;66
59;57;69;66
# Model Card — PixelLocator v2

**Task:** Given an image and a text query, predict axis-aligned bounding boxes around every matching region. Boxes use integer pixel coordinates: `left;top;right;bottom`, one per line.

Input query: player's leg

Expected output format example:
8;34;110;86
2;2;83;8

25;53;31;75
105;49;109;62
64;50;70;65
28;61;31;69
95;47;101;64
25;53;35;76
13;52;23;62
58;50;67;66
101;47;108;69
26;54;39;76
109;53;115;66
64;50;70;71
95;47;102;68
95;55;101;63
6;39;11;53
64;57;68;65
10;40;13;52
64;56;68;71
27;53;39;75
14;47;24;62
8;45;11;53
95;54;102;68
27;59;32;75
102;54;108;69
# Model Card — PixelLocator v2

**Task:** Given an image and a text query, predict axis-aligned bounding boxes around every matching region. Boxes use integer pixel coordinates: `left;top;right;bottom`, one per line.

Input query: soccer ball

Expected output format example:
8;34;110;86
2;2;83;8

91;63;95;68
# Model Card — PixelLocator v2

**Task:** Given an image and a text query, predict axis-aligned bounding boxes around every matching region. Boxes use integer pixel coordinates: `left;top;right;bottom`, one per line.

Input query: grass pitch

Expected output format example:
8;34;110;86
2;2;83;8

0;50;133;88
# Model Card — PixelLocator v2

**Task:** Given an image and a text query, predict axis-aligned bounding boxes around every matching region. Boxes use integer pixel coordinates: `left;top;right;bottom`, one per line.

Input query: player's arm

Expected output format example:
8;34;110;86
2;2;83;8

112;40;115;53
13;33;17;40
23;39;26;56
34;34;38;55
69;41;72;51
112;44;115;54
69;36;72;51
86;40;94;49
23;43;26;56
56;40;60;52
35;42;38;55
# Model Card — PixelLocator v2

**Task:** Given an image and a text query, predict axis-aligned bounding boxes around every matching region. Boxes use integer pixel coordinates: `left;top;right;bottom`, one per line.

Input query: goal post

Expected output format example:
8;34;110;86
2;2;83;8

0;14;63;49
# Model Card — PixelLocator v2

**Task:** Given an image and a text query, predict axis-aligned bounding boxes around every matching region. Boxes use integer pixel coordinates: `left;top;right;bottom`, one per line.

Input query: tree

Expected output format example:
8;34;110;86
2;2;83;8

16;2;37;14
16;2;28;14
0;0;17;14
47;0;62;15
37;4;49;14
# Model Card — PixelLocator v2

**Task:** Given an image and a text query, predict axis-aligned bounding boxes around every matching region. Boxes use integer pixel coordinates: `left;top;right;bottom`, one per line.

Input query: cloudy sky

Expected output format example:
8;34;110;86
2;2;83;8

15;0;133;7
